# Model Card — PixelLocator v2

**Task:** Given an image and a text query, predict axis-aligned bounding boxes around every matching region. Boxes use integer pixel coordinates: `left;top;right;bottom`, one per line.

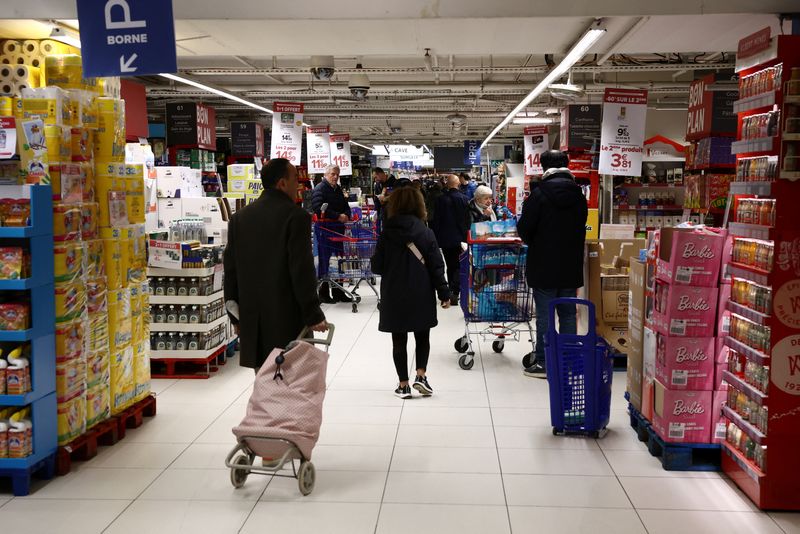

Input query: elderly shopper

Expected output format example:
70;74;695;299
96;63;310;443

467;185;497;224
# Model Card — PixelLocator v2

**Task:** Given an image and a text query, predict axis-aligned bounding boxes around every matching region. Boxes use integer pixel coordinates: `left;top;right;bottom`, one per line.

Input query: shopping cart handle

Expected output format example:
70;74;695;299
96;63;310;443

296;323;335;346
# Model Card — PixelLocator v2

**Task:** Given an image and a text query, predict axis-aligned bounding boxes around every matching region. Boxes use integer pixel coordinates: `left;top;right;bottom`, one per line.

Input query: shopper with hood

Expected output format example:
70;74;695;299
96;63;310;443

371;187;451;399
517;150;588;378
430;174;469;305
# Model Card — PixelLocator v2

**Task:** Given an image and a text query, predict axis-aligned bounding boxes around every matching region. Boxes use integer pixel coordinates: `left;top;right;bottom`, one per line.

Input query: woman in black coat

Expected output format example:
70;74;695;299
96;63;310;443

371;187;451;399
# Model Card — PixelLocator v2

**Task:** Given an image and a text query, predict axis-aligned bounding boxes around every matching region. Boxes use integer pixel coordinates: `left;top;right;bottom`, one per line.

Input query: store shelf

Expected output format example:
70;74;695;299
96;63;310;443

615;205;684;211
785;94;800;104
733;91;777;114
729;181;772;196
727;300;771;326
0;389;51;407
149;315;227;332
0;226;38;238
731;138;775;155
149;291;223;305
728;222;774;241
723;406;767;445
782;132;800;141
781;171;800;180
722;370;768;406
728;263;771;287
685;164;736;171
724;336;770;366
151;341;228;360
722;441;767;481
619;183;681;188
0;278;36;290
147;266;220;277
0;328;38;342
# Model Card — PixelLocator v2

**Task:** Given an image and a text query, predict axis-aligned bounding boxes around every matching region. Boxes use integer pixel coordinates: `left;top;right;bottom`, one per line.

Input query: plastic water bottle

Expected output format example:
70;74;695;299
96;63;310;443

329;256;339;279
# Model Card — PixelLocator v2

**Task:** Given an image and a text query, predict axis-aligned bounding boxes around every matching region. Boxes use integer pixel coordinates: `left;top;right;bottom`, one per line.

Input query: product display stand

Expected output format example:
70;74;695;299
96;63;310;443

721;34;800;510
0;185;57;496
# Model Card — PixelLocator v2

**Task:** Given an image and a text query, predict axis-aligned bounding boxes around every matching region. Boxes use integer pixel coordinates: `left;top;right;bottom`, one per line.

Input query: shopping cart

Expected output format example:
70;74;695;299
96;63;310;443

453;235;535;370
313;216;380;313
544;298;613;438
225;325;334;496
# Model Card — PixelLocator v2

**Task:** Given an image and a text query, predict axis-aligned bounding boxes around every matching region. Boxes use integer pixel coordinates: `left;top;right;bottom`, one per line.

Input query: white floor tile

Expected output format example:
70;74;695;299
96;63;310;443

262;470;387;503
377;503;511;534
638;510;785;534
489;407;552;427
324;389;403;405
242;502;380;534
400;406;492;426
383;472;506;505
509;506;646;534
172;443;240;470
104;500;254;534
139;468;268;501
494;425;600;449
323;405;402;425
503;474;632;508
619;477;759;511
604;449;721;478
123;411;219;444
0;497;9;507
25;467;161;500
395;424;496;448
310;445;394;471
771;512;800;534
390;446;500;473
498;448;614;475
150;378;178;394
596;427;646;451
318;423;398;446
0;499;130;534
83;442;187;469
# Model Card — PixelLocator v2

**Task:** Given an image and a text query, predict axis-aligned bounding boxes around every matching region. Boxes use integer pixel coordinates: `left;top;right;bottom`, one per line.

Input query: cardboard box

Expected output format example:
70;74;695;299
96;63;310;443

642;326;657;421
627;260;647;412
655;334;716;391
156;198;182;230
601;275;630;323
227;164;255;180
653;380;713;444
656;227;725;287
711;390;728;444
649;280;718;338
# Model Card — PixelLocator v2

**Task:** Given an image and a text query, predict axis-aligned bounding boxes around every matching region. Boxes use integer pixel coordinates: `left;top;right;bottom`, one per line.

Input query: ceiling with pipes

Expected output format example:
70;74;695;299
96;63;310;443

1;1;792;145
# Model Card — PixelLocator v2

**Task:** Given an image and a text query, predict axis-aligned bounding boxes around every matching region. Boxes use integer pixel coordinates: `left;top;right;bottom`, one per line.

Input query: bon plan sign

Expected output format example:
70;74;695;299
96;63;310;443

523;126;549;176
270;102;304;165
598;88;648;177
306;126;331;174
329;134;352;176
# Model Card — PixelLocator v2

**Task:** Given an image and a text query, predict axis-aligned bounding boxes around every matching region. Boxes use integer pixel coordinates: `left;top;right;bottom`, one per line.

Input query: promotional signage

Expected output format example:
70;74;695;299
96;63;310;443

0;118;17;159
599;88;648;177
270;102;304;165
231;122;265;156
560;104;602;152
523;126;549;176
464;140;481;165
329;133;352;176
686;74;737;140
737;27;771;59
165;102;216;150
306;126;331;174
76;0;178;77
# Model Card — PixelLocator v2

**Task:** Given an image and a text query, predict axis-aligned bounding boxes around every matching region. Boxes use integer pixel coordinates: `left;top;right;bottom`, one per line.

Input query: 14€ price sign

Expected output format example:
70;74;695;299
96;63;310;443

329;134;353;176
523;126;549;176
306;126;331;174
270;102;304;165
598;88;648;177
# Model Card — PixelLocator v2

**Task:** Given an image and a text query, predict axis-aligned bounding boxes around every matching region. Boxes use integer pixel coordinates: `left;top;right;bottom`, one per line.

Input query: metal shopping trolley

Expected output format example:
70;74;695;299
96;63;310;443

313;216;380;313
226;325;335;496
544;298;613;438
453;235;535;370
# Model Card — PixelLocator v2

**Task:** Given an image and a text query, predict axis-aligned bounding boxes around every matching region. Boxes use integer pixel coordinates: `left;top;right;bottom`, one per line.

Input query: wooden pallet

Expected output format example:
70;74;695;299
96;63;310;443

150;344;229;379
55;418;120;476
113;394;157;440
0;454;56;496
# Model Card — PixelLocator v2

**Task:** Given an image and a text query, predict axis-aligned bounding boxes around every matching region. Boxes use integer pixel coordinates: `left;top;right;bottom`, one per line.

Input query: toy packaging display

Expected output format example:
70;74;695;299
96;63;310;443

654;334;716;391
652;380;713;444
655;227;725;287
648;280;718;338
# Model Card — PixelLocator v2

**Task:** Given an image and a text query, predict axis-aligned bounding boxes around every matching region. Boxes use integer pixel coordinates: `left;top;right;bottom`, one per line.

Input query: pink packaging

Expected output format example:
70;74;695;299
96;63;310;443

719;232;733;284
656;227;725;287
655;334;716;390
714;362;729;391
649;280;719;338
717;283;731;337
653;380;713;444
711;390;728;443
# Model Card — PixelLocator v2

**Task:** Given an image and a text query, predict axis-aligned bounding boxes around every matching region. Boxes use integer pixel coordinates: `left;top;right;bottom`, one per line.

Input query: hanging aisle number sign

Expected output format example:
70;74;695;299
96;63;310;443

599;88;648;176
523;126;549;176
306;126;331;174
329;134;352;176
270;102;304;165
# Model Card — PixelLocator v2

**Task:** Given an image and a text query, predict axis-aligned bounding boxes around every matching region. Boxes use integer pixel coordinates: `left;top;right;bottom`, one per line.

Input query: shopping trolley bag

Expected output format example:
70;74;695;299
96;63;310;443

544;298;613;438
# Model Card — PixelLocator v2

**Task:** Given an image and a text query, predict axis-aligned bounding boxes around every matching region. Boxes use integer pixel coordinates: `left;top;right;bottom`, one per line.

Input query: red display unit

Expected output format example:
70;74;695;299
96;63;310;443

722;32;800;510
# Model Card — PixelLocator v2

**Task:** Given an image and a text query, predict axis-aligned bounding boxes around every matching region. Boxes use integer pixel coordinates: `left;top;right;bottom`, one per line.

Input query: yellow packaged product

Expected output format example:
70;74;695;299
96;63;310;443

57;393;86;445
133;341;151;403
86;382;110;429
70;127;94;161
107;287;132;349
44;55;85;91
95;98;125;161
58;163;84;203
52;202;81;240
87;350;110;389
102;227;129;288
56;357;86;402
16;118;50;185
54;317;84;361
48;162;61;196
0;95;12;116
101;232;122;289
125;165;146;224
81;202;99;240
130;285;143;344
82;238;105;279
55;280;86;322
87;310;110;353
81;161;95;202
111;346;135;414
44;125;71;162
53;240;82;282
20;92;70;127
95;167;126;228
86;276;108;314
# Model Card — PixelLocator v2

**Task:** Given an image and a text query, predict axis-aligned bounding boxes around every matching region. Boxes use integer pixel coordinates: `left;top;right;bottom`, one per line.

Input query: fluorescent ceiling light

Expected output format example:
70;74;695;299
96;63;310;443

516;111;540;118
512;118;554;125
50;26;82;49
159;73;274;115
481;20;605;148
351;141;372;150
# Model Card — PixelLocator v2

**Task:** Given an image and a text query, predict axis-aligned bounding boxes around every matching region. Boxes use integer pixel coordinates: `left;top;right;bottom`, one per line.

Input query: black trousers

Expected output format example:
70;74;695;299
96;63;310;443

391;330;431;382
441;247;462;297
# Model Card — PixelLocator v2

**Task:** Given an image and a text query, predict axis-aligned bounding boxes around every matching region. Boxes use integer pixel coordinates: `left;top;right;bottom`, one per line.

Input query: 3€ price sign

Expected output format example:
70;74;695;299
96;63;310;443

523;126;549;176
306;126;331;174
599;88;648;177
329;134;353;176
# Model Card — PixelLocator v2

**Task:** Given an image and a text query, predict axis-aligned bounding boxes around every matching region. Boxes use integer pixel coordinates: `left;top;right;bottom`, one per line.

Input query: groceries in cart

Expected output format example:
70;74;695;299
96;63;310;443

471;218;518;240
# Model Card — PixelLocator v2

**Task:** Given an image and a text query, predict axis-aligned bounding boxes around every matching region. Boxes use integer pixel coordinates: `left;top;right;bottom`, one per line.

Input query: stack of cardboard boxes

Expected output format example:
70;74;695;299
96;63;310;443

223;164;262;208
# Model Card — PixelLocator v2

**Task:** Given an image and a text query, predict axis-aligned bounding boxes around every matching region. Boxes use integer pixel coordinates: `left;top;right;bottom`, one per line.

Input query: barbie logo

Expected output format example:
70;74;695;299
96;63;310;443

673;400;705;416
682;242;715;260
677;295;710;311
675;346;708;363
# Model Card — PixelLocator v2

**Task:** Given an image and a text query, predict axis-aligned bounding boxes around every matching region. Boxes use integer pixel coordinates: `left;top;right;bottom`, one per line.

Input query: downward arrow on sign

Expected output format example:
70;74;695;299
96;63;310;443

120;54;138;73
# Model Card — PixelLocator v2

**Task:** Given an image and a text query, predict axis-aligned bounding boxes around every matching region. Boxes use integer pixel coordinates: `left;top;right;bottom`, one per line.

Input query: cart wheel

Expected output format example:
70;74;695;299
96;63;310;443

298;461;316;496
370;277;377;285
454;336;469;354
522;352;535;369
589;431;600;439
492;340;505;353
351;303;358;313
552;427;561;436
355;295;362;303
230;455;251;489
458;354;474;370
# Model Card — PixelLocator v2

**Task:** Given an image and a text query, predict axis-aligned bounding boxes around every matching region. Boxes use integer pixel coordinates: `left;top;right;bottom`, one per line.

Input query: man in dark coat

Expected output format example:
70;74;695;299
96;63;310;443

517;150;588;378
224;158;328;370
430;174;469;305
311;164;352;303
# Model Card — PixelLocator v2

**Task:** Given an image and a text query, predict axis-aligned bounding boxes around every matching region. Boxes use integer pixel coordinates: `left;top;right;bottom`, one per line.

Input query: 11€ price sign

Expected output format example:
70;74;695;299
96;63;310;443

270;102;304;165
523;126;549;176
306;126;331;174
329;133;353;176
598;88;648;177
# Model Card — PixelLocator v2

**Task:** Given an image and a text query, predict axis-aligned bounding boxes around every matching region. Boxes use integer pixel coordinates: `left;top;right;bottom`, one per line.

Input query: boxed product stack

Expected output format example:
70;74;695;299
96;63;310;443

224;164;261;206
645;227;726;444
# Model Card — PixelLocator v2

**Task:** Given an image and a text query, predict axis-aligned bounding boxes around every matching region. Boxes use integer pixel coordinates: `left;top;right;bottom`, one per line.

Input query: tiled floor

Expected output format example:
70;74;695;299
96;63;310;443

1;299;798;533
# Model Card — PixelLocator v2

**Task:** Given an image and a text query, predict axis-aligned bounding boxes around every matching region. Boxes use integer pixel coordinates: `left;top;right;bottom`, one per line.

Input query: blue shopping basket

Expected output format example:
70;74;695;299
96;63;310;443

544;298;613;438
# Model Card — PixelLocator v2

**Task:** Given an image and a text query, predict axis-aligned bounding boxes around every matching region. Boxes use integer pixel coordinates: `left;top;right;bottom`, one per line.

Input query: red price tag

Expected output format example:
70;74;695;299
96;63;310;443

611;153;632;169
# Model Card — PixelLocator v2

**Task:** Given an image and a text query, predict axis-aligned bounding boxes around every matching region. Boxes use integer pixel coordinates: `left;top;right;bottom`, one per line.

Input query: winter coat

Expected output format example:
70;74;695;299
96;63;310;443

223;189;325;368
467;198;497;225
371;214;450;333
311;180;352;220
430;188;469;248
517;168;588;289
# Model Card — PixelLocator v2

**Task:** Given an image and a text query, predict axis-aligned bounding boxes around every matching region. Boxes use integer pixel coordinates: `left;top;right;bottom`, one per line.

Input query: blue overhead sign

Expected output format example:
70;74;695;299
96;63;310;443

76;0;178;78
464;140;481;165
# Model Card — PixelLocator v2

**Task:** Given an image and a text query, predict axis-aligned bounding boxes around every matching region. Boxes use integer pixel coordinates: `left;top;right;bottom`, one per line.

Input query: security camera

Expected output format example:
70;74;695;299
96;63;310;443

349;64;370;101
310;55;335;81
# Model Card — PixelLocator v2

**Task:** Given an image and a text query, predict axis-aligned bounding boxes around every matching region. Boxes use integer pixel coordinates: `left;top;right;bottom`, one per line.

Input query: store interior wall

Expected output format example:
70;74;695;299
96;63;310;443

645;109;689;143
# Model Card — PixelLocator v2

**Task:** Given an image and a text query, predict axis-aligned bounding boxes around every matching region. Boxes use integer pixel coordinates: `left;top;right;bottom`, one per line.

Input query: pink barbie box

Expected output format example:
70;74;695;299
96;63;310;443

719;232;734;284
653;380;713;444
649;280;719;338
655;334;716;391
656;227;725;287
711;390;727;444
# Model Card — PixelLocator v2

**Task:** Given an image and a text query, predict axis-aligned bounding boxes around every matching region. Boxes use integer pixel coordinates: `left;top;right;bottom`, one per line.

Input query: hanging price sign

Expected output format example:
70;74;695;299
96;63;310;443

329;133;352;176
598;88;648;177
270;102;304;165
523;126;549;176
306;126;331;174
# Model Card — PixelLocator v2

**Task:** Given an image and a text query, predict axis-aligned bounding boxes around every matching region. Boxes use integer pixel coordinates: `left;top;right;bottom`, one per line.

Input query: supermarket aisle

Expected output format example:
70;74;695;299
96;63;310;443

1;299;798;534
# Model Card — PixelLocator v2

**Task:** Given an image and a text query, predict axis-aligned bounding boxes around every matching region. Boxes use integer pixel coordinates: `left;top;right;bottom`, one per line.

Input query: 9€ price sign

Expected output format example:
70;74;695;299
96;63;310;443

599;88;648;177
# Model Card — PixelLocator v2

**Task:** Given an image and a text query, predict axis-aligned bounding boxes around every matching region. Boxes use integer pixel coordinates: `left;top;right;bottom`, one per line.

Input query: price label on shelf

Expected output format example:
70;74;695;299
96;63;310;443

306;126;331;174
329;134;353;176
599;88;648;177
